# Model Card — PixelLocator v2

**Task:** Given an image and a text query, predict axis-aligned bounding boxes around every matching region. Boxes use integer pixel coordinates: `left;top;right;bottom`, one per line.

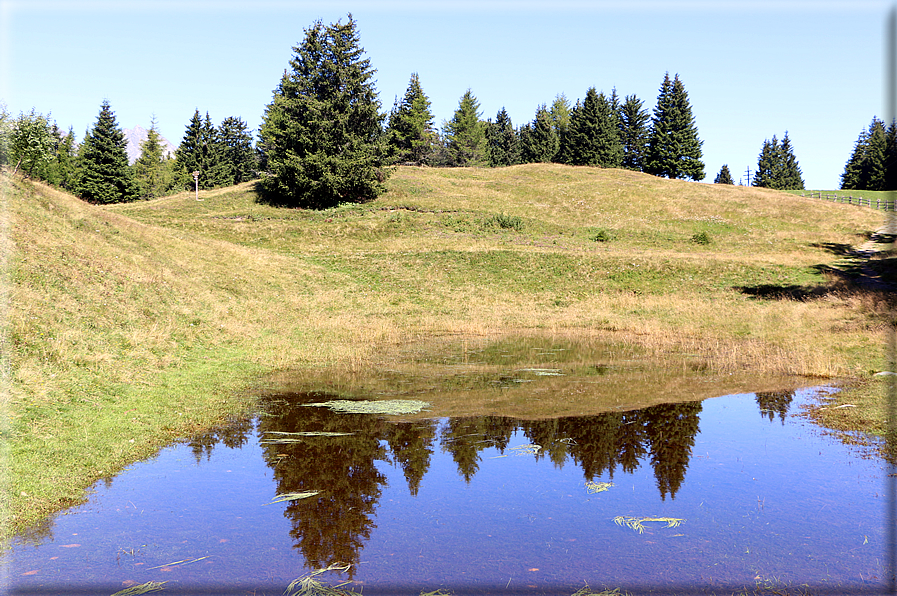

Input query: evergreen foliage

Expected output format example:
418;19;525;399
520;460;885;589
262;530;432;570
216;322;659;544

218;116;257;185
134;117;175;198
548;93;572;155
9;108;55;178
486;107;520;167
443;89;489;167
561;87;622;167
840;117;897;191
752;131;804;190
258;14;389;208
77;100;139;204
46;126;79;191
645;73;705;181
386;73;437;165
714;164;734;184
175;110;232;191
619;94;650;171
519;104;559;163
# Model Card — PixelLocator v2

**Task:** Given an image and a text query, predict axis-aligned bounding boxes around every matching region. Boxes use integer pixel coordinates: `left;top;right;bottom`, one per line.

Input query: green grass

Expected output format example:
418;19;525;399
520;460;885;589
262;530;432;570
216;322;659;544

4;163;893;539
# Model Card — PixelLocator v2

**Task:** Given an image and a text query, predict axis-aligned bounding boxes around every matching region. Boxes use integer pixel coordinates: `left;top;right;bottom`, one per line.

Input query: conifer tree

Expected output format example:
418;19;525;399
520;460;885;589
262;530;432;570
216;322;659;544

134;117;169;198
561;87;622;167
77;100;138;204
549;93;572;152
259;15;388;208
519;104;559;163
645;73;704;180
218;116;256;185
486;107;520;167
47;127;79;191
0;102;10;166
386;73;437;165
619;94;649;171
841;117;896;190
753;132;804;190
714;164;734;184
443;89;489;167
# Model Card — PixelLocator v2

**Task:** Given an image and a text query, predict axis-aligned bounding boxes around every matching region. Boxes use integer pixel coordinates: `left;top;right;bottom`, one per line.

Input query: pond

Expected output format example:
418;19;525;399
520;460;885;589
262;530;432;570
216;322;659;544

5;337;893;595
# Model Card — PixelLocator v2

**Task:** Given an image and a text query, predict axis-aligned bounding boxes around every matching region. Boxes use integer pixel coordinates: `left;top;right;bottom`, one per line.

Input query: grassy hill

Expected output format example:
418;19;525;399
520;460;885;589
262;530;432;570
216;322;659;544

3;163;892;537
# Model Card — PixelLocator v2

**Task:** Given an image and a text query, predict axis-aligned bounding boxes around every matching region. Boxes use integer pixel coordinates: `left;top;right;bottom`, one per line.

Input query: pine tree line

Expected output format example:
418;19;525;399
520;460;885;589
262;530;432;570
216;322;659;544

840;116;897;191
383;72;706;182
0;100;259;203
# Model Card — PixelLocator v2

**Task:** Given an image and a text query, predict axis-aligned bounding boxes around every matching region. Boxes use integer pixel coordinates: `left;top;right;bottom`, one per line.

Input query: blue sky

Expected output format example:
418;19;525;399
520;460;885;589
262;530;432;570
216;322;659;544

1;0;890;189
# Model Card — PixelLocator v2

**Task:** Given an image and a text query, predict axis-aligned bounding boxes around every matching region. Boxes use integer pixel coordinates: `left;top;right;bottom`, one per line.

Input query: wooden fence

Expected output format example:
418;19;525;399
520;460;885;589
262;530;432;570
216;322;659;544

798;191;896;211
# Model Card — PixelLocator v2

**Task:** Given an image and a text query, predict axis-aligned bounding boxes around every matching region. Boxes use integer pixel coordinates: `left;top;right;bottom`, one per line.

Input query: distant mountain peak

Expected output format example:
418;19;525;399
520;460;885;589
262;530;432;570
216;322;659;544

123;126;177;165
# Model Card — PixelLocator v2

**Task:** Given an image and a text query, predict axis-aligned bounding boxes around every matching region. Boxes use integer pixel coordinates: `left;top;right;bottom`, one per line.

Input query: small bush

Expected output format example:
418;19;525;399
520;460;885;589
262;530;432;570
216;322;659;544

489;213;524;231
590;228;615;242
691;231;712;245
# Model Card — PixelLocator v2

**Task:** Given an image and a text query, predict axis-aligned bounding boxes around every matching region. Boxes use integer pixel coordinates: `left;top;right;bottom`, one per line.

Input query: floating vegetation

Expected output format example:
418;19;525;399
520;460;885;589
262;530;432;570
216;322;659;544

302;399;430;415
110;582;168;596
572;587;630;596
146;556;209;570
284;563;355;596
517;368;564;376
586;481;614;494
491;443;542;458
613;516;685;534
266;491;321;505
261;431;354;444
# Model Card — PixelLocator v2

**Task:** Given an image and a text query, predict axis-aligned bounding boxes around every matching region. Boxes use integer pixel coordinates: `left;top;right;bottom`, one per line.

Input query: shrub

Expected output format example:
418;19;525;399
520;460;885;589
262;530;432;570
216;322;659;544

489;213;524;231
691;231;712;245
590;228;615;242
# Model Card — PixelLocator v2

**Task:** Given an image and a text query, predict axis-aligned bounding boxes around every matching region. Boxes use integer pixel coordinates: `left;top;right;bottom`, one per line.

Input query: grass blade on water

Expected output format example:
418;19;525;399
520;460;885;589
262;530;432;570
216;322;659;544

110;581;168;595
266;491;321;505
613;516;685;533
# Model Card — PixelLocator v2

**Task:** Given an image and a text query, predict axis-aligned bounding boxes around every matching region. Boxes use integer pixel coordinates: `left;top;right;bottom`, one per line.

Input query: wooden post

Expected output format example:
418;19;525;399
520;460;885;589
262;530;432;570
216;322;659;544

192;171;200;201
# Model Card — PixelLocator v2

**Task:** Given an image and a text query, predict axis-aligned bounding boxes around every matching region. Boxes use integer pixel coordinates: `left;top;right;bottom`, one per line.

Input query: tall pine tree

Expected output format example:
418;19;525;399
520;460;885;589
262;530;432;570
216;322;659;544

645;73;704;181
259;15;388;208
619;94;650;171
753;132;804;190
519;104;559;163
77;100;138;204
218;116;256;185
134;117;171;198
443;90;489;167
486;107;520;167
386;73;437;165
561;87;622;167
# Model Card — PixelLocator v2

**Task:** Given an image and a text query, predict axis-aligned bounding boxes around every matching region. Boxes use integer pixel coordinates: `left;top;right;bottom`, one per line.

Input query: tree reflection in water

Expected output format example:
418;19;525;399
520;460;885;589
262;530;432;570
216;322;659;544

192;394;712;574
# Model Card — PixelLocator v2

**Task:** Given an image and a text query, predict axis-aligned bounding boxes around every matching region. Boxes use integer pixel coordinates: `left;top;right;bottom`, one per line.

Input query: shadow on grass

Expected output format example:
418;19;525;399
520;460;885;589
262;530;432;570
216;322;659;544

738;256;897;302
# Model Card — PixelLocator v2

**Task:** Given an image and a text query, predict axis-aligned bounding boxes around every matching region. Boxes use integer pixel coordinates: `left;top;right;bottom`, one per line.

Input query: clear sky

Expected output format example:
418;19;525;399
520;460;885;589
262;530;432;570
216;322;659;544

1;0;891;189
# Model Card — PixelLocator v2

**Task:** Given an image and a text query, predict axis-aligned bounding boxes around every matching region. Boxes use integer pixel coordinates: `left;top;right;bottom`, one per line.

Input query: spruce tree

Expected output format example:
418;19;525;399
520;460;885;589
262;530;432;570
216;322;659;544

645;73;705;181
519;104;559;163
714;164;734;184
778;132;805;190
549;93;572;154
47;126;78;191
77;100;138;204
443;89;489;167
386;73;437;165
486;107;519;167
218;116;256;185
134;117;168;198
752;132;804;190
841;127;869;190
619;94;649;171
562;87;622;167
259;14;388;208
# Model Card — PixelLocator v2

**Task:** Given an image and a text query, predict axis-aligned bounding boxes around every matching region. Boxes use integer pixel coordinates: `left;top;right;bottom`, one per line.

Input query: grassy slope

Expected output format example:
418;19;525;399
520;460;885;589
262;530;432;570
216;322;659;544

3;163;891;538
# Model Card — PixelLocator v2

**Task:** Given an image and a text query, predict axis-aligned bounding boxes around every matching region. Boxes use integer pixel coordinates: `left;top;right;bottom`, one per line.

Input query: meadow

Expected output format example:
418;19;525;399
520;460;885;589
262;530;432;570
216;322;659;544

3;163;893;538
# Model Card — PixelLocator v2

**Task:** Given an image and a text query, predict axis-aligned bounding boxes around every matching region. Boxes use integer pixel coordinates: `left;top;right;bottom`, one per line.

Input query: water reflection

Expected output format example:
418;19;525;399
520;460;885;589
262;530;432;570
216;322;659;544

184;393;710;574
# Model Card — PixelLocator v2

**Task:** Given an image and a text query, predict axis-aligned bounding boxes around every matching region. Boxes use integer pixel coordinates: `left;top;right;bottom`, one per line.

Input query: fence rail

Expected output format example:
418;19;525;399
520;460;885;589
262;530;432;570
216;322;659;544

798;191;896;211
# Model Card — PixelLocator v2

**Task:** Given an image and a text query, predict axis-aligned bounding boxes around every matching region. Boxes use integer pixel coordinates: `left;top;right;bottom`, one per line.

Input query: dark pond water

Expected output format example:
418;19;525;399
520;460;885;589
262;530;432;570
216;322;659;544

5;383;892;595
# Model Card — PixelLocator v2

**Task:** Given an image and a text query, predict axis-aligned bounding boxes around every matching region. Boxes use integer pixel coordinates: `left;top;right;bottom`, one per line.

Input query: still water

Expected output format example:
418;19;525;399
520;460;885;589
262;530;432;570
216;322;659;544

4;337;892;595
